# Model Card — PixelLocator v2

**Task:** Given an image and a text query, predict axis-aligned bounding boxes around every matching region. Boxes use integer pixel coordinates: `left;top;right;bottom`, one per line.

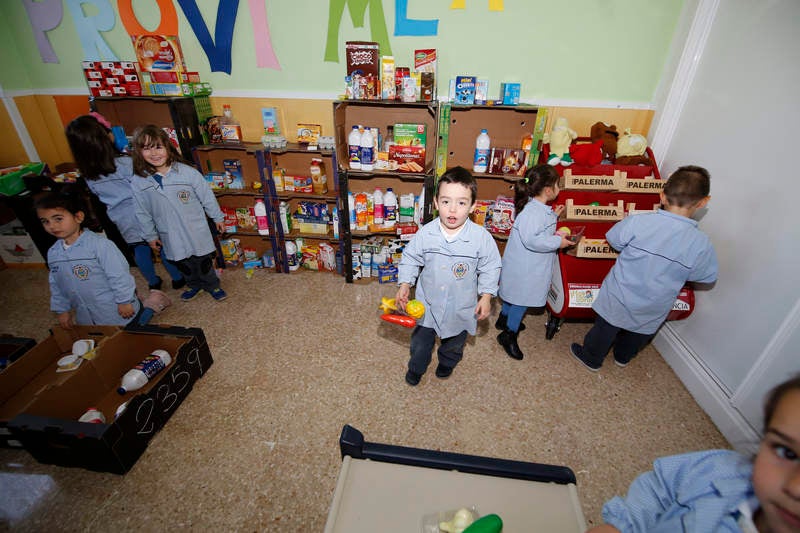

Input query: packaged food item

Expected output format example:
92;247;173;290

455;76;476;105
310;158;327;194
380;56;395;100
117;350;172;394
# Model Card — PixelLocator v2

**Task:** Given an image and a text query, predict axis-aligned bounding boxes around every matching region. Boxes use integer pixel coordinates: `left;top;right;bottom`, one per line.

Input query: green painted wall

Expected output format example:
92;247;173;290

0;1;683;103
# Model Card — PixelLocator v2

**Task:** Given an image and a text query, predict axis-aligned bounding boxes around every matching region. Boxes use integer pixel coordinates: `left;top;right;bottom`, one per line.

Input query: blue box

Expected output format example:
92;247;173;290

223;159;244;189
500;83;521;105
454;76;476;105
377;263;398;284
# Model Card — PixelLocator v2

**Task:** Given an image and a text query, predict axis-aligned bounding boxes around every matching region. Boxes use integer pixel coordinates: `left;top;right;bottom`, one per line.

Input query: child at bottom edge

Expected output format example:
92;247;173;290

395;166;501;386
587;373;800;533
570;165;718;371
36;186;144;328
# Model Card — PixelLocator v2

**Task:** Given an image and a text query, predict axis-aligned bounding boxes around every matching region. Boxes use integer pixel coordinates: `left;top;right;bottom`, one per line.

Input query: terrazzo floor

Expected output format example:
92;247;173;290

0;265;730;531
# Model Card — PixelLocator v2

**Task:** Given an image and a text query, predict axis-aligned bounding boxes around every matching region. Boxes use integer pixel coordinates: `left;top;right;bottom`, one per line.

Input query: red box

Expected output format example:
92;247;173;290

82;60;142;97
388;145;425;173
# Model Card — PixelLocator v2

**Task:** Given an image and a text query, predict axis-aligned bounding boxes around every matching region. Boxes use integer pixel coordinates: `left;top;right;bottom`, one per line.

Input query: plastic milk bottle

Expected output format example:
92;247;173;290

118;349;172;394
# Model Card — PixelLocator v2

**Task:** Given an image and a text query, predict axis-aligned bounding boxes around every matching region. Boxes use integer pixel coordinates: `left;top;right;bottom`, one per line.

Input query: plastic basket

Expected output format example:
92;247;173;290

0;162;46;196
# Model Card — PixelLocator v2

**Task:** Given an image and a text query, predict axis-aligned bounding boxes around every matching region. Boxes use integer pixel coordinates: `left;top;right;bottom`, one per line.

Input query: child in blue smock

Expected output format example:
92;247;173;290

570;165;718;371
65;113;185;291
130;125;227;302
495;164;574;360
587;374;800;533
396;167;501;386
36;187;142;327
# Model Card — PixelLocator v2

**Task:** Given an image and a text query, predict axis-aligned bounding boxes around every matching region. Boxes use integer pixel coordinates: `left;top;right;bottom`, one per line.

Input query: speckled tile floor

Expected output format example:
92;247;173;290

0;265;729;531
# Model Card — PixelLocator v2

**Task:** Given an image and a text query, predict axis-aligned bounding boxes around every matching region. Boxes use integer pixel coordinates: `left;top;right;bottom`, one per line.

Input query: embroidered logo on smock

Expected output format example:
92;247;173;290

72;264;90;280
177;190;191;203
452;262;468;279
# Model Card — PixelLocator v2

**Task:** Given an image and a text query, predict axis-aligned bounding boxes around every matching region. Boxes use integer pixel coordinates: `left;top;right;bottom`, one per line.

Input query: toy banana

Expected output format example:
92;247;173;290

379;297;397;313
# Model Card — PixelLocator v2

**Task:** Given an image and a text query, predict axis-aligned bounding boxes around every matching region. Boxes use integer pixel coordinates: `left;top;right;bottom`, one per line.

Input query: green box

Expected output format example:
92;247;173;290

393;123;426;147
0;162;46;196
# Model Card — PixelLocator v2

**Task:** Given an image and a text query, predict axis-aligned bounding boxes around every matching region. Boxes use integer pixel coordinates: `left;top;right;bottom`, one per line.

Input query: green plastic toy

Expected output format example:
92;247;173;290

462;513;503;533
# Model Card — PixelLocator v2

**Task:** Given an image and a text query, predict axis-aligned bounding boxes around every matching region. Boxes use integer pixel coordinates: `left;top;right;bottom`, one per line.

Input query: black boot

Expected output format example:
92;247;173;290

494;314;525;331
497;329;524;360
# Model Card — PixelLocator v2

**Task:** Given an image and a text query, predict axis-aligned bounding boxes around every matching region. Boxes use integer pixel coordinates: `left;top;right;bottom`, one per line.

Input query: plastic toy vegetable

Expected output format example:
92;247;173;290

379;314;416;328
405;299;425;319
379;297;397;313
462;514;502;533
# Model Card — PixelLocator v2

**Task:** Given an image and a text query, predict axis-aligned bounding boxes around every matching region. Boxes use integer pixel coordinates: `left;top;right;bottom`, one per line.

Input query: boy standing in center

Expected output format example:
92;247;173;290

396;167;502;386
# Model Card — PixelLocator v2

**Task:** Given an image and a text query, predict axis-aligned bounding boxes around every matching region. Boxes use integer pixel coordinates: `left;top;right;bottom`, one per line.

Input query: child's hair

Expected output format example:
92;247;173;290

514;164;560;214
65;114;119;180
663;165;711;207
34;185;87;220
436;166;477;204
130;125;184;177
762;373;800;432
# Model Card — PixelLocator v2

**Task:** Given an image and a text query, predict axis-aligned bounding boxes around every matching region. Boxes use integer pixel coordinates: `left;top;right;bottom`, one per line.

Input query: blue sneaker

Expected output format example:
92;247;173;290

209;288;228;301
180;287;201;301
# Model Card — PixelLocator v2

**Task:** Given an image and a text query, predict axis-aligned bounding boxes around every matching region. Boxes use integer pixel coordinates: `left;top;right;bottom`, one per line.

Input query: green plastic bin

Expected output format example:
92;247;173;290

0;162;46;196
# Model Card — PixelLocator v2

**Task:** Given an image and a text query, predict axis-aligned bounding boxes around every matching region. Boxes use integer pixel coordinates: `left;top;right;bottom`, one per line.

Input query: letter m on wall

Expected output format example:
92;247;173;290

324;0;391;62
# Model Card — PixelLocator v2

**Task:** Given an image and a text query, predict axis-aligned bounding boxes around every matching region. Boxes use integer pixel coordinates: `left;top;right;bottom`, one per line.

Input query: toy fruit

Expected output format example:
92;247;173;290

380;314;416;328
405;299;425;319
556;226;571;236
379;297;397;313
440;507;476;532
589;201;600;206
462;514;503;533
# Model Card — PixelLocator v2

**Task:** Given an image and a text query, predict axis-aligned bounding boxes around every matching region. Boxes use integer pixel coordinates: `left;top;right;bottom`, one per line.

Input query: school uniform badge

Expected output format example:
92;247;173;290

452;262;468;279
177;189;191;203
72;264;90;280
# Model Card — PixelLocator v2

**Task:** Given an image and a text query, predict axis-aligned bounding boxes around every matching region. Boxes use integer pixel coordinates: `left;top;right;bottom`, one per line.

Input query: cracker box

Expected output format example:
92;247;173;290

132;34;186;73
3;325;213;473
388;145;425;173
345;41;380;78
393;123;426;147
454;76;476;105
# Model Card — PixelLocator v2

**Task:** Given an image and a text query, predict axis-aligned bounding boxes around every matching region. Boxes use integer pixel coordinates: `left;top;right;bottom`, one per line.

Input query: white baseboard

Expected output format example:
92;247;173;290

653;324;760;454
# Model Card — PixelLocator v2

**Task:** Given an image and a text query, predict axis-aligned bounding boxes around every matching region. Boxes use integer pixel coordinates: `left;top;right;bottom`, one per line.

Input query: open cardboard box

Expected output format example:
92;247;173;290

1;324;213;473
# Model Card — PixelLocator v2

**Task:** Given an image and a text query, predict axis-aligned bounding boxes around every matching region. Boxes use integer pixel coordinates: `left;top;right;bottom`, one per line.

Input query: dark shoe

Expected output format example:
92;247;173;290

180;287;201;301
435;364;453;379
405;370;422;386
171;278;187;290
148;276;163;291
209;288;228;301
497;330;524;360
613;356;630;368
494;314;525;331
570;343;601;372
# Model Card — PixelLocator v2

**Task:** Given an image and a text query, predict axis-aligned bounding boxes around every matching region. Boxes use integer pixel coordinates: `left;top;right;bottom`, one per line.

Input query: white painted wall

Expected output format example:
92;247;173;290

653;0;800;452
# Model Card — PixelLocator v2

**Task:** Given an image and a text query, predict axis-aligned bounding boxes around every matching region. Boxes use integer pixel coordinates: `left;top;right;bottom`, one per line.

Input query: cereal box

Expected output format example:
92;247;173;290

454;76;476;105
223;159;244;189
345;41;380;78
380;56;395;100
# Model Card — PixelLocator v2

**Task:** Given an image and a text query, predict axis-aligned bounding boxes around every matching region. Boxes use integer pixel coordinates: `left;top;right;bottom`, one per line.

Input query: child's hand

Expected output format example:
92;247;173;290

474;294;492;320
553;204;565;217
57;311;74;330
216;221;226;234
149;239;162;252
395;283;411;312
559;234;575;249
118;303;135;319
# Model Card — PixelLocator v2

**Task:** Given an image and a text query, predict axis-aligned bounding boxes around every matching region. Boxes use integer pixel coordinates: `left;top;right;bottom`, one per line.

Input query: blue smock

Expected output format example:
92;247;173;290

602;449;754;533
84;156;146;244
498;198;562;307
398;219;501;339
132;162;224;262
47;230;140;325
592;210;717;334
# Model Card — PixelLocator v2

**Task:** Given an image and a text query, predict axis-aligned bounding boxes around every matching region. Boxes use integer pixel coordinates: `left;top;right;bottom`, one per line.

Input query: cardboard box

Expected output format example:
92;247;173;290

3;325;213;473
345;41;380;78
132;35;186;73
0;336;36;372
82;61;141;97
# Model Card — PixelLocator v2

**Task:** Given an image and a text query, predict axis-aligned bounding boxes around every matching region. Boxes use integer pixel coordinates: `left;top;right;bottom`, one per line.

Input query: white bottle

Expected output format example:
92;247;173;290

117;349;172;394
279;201;291;234
383;187;397;227
373;187;384;225
254;199;269;235
473;129;491;173
348;126;362;170
360;128;374;171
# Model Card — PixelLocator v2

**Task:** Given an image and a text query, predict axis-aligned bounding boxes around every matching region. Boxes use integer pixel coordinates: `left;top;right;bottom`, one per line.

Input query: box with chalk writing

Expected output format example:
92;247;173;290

2;324;213;474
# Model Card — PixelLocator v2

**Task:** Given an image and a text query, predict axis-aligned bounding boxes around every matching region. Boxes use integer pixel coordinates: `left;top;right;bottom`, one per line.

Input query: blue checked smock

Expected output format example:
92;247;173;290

398;219;501;339
498;198;562;307
132;162;224;262
602;449;754;533
84;156;147;244
48;230;140;325
592;210;717;334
